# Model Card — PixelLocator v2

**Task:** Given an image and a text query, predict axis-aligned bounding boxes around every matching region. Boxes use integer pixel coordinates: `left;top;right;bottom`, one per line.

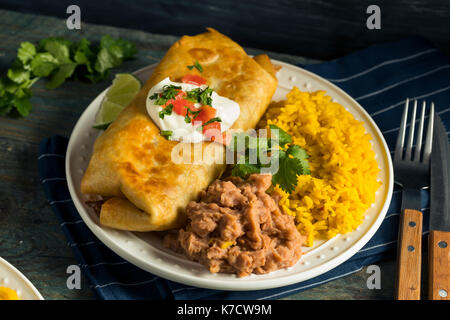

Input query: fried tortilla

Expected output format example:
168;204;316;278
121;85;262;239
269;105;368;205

81;28;278;231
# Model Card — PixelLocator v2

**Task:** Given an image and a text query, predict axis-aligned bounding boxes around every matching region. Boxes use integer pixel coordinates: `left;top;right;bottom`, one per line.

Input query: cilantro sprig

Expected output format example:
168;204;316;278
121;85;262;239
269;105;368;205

0;35;137;117
186;87;213;106
160;130;173;139
187;61;203;73
228;124;310;193
149;84;182;106
159;104;173;119
185;106;201;119
201;117;222;128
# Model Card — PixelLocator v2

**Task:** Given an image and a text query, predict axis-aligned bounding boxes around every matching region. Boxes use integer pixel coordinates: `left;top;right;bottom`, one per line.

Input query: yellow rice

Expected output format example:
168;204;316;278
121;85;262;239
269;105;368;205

260;87;381;246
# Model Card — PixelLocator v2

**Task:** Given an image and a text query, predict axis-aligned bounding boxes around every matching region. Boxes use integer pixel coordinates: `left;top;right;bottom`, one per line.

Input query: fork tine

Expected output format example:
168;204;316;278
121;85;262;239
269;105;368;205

414;101;426;162
394;99;409;161
422;102;434;163
405;100;418;160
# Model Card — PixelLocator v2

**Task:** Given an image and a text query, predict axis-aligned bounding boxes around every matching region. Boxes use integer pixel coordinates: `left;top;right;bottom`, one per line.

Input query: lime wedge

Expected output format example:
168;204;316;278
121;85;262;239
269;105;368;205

94;73;141;129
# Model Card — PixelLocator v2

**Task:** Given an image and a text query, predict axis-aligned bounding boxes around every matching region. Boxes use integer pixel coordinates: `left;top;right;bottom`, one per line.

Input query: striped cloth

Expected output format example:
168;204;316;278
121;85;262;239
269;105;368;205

38;36;449;300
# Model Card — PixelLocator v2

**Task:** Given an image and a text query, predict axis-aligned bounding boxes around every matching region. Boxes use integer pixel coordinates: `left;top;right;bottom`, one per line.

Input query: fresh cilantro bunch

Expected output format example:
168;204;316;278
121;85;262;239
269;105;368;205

0;35;137;117
228;124;310;193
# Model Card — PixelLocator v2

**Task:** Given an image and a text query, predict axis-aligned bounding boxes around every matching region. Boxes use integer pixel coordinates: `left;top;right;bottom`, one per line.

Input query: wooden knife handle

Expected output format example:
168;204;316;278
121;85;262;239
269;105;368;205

428;230;450;300
396;209;423;300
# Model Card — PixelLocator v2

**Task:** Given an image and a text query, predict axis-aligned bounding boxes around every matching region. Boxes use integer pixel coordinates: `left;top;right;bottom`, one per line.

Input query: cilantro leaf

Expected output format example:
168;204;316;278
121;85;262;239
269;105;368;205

17;42;36;65
40;38;73;64
94;47;118;74
228;129;310;193
153;85;181;105
13;94;32;117
286;144;308;160
269;124;292;148
185;106;201;119
201;117;222;128
46;63;77;89
272;150;303;193
95;35;137;75
73;38;95;73
7;68;30;83
160;130;173;140
149;92;159;100
159;104;173;119
286;145;310;174
30;53;58;77
100;35;137;59
186;87;213;105
231;156;261;179
187;61;203;73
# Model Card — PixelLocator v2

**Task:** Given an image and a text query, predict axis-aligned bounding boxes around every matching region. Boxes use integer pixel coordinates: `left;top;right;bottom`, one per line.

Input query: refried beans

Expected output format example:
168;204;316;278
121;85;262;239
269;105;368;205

163;174;305;277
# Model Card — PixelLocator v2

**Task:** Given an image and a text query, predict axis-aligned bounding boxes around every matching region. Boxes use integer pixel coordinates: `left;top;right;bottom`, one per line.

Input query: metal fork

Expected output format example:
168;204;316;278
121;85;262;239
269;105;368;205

394;98;434;300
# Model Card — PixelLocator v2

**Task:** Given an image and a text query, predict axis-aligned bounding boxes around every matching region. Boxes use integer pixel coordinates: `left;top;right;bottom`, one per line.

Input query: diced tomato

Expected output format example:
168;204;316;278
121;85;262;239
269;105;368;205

164;91;196;117
195;105;216;124
203;121;221;141
181;74;207;86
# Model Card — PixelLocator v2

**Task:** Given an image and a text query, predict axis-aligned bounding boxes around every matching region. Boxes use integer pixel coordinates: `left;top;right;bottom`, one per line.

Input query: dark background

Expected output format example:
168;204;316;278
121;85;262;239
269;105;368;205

0;0;449;60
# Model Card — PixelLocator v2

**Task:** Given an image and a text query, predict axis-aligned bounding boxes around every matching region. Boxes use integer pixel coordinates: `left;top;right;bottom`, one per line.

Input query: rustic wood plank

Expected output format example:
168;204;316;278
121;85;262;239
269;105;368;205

1;0;449;60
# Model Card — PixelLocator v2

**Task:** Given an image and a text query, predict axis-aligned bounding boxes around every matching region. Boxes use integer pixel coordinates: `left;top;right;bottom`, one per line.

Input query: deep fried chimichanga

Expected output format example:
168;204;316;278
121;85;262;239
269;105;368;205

81;28;278;231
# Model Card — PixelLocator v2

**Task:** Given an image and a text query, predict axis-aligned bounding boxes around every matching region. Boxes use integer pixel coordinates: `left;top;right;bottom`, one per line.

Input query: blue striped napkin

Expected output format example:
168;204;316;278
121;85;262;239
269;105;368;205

38;36;449;300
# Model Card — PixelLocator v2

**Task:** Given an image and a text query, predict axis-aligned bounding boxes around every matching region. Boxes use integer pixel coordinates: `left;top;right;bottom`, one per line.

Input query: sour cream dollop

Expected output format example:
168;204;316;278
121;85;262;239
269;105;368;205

146;77;240;143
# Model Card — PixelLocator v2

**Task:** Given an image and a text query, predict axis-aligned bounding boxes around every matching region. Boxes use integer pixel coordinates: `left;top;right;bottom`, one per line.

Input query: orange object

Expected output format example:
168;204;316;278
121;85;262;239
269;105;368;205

181;74;207;86
203;121;221;141
164;91;195;117
0;286;20;300
196;105;216;124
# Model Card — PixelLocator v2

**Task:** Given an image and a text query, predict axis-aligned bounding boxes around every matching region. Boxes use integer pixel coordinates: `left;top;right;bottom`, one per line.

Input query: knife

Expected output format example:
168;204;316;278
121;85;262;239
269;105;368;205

428;113;450;300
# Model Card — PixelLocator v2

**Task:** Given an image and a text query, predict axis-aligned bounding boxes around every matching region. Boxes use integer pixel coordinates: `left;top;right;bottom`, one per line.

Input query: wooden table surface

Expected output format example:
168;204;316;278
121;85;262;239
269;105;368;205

0;9;398;300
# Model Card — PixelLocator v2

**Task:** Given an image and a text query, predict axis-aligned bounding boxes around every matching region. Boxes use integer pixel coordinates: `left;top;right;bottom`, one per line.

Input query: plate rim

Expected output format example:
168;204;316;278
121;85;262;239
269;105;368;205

0;256;44;300
65;59;394;291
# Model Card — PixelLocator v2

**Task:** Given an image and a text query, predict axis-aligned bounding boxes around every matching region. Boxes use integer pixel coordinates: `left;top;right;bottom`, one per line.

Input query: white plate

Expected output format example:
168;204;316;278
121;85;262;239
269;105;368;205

0;257;44;300
66;60;393;291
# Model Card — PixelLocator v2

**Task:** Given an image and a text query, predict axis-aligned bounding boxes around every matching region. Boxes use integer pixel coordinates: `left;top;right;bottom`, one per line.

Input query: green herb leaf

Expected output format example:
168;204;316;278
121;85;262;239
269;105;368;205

100;35;137;59
17;42;36;65
231;157;261;179
0;35;137;117
186;87;213;106
187;61;203;73
13;94;32;117
7;68;30;83
154;85;182;105
40;38;73;64
272;150;303;193
201;117;222;128
46;63;77;89
269;124;292;148
228;129;310;193
94;35;137;76
159;104;173;119
73;38;94;73
30;53;58;77
160;130;173;139
149;92;159;100
184;106;201;119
